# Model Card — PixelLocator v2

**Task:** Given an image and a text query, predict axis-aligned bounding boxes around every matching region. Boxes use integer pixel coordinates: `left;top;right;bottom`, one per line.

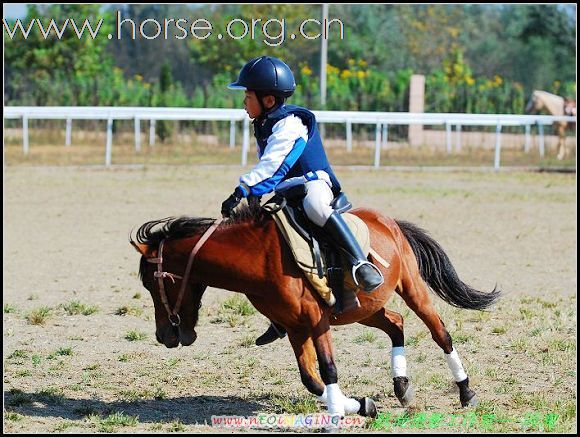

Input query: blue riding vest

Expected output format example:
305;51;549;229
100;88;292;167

253;104;342;196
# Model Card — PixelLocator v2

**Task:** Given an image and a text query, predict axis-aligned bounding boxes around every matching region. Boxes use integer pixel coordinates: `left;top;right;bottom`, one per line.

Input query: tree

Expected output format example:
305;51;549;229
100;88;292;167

188;4;322;81
4;4;115;105
157;63;174;142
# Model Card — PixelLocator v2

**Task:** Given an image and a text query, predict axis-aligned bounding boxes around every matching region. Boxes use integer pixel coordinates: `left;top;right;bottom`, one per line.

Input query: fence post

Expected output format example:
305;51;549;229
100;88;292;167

538;123;545;157
374;123;382;168
456;124;462;152
65;117;72;147
105;117;113;167
134;117;141;152
494;122;502;170
149;119;156;146
524;124;531;153
229;120;236;149
346;120;352;152
23;116;29;156
242;117;249;166
445;121;452;154
382;123;388;149
408;74;425;146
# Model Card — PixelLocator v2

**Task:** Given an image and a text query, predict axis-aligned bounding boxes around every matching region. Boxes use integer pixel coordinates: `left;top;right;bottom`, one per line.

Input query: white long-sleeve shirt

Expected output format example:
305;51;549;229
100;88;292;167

239;114;308;196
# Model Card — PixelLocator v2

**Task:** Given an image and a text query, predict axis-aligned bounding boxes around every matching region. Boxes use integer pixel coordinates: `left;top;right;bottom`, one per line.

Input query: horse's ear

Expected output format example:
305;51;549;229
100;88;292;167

130;240;158;258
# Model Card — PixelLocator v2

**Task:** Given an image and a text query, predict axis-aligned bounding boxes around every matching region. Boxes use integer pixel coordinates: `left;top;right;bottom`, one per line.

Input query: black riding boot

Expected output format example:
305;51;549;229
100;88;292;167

255;321;287;346
323;212;384;292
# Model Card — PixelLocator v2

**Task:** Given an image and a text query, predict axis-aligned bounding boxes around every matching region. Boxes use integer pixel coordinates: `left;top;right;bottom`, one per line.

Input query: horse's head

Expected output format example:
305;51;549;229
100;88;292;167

136;245;207;349
131;216;221;348
564;98;576;117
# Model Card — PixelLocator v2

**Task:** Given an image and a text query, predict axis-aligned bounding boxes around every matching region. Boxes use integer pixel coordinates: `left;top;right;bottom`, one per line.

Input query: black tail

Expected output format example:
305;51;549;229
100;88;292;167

396;220;501;310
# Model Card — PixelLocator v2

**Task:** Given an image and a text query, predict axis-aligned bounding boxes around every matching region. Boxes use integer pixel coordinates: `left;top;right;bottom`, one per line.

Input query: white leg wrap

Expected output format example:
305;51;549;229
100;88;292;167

326;384;345;416
342;396;361;415
318;384;360;415
445;348;468;382
391;346;407;378
317;387;327;403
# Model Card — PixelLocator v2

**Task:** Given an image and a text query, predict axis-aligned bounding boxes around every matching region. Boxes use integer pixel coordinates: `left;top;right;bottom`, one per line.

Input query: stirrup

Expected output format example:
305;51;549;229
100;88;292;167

351;261;384;290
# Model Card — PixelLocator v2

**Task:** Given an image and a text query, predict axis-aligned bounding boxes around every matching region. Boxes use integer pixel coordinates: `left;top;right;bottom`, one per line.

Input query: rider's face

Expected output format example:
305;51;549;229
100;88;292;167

244;91;262;119
244;91;276;119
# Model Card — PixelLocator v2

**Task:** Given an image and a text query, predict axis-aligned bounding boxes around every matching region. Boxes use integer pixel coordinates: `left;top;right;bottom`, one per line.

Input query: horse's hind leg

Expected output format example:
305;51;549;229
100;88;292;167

359;308;415;407
397;276;477;407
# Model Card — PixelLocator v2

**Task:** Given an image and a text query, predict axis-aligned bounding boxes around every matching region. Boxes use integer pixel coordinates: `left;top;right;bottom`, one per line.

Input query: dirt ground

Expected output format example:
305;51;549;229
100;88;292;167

3;165;576;433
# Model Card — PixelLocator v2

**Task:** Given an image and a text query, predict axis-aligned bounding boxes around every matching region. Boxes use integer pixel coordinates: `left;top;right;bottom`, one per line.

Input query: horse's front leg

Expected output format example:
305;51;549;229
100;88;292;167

557;125;567;160
557;137;567;160
286;327;325;397
309;315;377;418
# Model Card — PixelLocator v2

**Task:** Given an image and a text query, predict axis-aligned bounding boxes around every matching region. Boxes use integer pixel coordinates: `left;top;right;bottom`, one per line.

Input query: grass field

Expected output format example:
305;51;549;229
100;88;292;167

3;161;577;433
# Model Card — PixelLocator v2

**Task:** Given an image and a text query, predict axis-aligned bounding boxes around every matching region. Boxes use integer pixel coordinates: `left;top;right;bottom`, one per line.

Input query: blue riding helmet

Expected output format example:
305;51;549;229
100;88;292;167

228;56;296;98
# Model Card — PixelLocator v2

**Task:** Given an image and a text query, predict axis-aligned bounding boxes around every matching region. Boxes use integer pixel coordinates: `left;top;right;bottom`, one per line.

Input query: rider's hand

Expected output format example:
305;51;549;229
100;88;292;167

221;187;244;218
247;195;262;209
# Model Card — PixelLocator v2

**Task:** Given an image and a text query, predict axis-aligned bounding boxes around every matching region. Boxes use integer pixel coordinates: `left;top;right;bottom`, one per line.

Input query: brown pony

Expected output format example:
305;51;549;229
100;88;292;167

131;203;500;419
525;90;576;160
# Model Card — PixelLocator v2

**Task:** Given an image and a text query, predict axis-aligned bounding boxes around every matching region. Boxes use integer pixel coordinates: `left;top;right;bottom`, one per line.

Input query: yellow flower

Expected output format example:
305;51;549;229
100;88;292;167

358;59;367;67
301;65;313;76
466;77;475;86
327;65;340;75
453;64;463;76
448;27;460;38
134;74;143;81
357;71;366;79
494;75;503;85
348;59;355;66
340;69;352;79
225;65;232;71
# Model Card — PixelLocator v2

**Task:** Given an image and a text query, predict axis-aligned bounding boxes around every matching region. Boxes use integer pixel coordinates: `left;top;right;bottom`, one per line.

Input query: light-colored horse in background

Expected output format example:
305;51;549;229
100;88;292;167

525;90;576;160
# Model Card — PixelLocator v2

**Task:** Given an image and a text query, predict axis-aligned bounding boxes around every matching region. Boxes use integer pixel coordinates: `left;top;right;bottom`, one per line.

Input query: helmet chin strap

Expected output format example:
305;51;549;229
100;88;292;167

255;91;283;119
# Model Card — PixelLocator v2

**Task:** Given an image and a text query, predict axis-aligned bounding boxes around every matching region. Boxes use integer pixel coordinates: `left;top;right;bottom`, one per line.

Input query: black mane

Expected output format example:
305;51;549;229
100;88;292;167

134;201;266;247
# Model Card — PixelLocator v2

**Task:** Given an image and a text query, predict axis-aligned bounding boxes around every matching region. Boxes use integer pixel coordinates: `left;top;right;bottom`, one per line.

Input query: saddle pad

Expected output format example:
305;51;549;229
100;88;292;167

269;208;371;304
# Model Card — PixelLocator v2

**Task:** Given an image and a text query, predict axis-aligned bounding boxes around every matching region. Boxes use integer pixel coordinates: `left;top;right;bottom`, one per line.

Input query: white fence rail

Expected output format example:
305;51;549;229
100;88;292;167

4;106;576;168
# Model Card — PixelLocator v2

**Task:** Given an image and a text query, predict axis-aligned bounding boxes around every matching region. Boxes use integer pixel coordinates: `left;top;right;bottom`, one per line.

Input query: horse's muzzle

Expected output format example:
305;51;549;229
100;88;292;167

178;328;197;346
157;326;180;348
156;326;197;348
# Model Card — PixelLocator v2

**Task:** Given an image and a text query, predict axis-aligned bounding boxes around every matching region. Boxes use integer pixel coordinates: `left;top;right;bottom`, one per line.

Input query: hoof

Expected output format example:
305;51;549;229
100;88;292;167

400;385;415;407
461;393;478;408
393;376;415;407
357;397;377;418
457;377;477;408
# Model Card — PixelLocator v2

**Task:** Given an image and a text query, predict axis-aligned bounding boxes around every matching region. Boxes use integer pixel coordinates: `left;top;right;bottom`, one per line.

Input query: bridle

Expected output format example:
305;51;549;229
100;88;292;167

147;218;223;327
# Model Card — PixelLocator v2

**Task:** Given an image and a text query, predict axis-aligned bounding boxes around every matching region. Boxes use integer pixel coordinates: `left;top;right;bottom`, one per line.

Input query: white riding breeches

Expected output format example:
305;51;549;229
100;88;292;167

302;179;335;227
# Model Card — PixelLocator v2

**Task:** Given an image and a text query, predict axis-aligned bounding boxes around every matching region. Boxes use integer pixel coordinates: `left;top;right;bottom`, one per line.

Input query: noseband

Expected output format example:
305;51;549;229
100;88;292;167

147;218;223;326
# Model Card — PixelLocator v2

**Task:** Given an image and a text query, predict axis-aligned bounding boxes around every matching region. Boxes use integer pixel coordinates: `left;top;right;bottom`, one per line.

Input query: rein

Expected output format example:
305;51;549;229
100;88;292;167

147;218;223;326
